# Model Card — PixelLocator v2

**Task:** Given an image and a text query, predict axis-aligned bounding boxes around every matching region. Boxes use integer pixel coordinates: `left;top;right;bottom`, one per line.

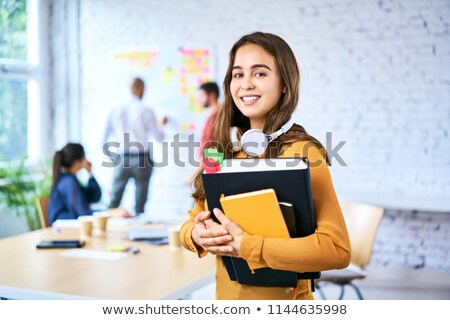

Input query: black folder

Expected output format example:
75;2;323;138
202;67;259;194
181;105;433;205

201;158;320;287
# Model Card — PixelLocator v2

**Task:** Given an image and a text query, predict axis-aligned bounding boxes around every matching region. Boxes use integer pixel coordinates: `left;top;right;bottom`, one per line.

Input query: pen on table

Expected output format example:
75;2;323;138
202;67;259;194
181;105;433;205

129;247;140;254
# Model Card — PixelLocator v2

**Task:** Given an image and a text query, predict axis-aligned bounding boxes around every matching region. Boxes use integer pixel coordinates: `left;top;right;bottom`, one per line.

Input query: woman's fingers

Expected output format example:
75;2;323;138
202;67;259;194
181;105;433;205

193;210;234;250
194;211;211;224
198;226;228;238
198;234;232;246
195;211;229;237
213;208;235;230
204;217;224;230
206;245;238;256
213;208;231;223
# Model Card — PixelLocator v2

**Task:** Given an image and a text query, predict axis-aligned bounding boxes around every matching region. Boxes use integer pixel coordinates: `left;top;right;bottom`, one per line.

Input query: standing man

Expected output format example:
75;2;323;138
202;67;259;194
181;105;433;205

103;77;167;215
198;82;220;160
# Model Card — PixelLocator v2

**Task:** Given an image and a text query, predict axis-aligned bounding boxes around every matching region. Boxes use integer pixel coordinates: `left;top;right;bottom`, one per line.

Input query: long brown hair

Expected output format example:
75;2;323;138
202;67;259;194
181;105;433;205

52;143;85;191
192;32;328;201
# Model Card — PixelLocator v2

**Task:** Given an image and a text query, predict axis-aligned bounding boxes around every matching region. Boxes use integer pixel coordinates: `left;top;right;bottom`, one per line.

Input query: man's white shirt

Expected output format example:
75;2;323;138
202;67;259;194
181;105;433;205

103;96;164;154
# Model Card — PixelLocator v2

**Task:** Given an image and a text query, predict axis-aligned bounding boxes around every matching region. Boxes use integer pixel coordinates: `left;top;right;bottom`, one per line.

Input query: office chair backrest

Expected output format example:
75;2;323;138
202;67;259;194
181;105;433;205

36;197;50;229
340;202;384;268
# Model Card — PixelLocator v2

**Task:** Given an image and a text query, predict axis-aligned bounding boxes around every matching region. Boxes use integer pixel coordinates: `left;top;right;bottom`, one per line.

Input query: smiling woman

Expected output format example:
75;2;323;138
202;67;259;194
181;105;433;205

230;44;285;130
181;32;350;300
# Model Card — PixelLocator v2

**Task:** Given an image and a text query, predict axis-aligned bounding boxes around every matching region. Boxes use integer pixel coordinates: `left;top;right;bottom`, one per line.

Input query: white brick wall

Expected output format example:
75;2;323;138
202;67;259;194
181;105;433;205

49;0;450;271
372;209;450;272
73;0;450;212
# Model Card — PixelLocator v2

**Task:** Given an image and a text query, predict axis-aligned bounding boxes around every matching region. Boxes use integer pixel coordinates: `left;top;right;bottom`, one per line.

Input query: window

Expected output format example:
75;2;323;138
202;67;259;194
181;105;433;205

0;0;47;161
0;0;27;59
0;79;28;159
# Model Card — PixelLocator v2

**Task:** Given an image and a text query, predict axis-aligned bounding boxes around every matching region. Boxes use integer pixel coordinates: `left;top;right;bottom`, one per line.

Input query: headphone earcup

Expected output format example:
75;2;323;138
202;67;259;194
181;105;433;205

240;129;269;157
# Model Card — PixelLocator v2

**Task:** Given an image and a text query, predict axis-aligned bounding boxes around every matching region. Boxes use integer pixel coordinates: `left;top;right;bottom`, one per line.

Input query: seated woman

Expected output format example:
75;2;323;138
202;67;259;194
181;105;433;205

48;143;131;225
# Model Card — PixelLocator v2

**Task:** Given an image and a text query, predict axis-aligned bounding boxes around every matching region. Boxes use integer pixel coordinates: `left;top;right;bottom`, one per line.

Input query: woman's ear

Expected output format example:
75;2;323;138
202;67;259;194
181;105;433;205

282;86;287;94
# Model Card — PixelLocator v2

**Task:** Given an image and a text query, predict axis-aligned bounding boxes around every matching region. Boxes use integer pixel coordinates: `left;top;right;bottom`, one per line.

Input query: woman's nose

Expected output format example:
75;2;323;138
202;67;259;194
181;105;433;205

241;76;255;91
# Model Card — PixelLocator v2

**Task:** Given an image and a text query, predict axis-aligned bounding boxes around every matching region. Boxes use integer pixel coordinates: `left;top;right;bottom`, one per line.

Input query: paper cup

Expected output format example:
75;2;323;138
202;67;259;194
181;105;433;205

78;216;93;239
168;226;182;250
93;211;109;236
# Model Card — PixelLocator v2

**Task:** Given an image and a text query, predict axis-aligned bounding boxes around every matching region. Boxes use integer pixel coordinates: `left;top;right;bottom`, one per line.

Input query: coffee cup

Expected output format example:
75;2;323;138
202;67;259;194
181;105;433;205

168;226;182;250
78;216;93;240
93;211;109;236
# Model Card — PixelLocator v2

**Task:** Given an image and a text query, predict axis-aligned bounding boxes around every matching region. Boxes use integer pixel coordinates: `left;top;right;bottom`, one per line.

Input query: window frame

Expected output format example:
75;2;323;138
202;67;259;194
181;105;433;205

0;0;50;162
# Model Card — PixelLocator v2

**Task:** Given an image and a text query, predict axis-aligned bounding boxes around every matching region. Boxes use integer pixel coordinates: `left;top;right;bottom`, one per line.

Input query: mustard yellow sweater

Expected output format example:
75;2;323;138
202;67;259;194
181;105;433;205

180;141;351;299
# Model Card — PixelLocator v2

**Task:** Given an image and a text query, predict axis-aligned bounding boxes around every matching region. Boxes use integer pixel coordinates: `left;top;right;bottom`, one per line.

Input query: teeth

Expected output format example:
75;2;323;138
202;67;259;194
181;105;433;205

242;96;259;102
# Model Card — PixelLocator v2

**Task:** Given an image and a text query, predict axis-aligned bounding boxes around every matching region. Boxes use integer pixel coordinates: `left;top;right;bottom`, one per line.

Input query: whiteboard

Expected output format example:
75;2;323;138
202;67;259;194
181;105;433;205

99;46;219;216
110;46;217;139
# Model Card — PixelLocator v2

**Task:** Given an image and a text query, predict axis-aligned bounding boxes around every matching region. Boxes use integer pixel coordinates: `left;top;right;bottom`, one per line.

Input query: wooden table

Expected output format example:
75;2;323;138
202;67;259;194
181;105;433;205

0;227;215;299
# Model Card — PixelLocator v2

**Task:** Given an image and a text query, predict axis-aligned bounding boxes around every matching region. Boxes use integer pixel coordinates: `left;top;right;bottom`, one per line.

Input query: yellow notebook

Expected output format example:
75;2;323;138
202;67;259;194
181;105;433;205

219;188;290;238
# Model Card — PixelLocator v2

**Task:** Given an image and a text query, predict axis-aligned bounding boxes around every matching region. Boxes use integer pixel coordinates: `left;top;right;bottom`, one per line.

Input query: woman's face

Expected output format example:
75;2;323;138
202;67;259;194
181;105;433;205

230;43;284;130
72;156;86;173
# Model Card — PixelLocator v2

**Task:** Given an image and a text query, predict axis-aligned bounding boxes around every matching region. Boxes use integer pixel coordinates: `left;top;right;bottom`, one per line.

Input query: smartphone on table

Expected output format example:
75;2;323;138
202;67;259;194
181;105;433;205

36;240;85;249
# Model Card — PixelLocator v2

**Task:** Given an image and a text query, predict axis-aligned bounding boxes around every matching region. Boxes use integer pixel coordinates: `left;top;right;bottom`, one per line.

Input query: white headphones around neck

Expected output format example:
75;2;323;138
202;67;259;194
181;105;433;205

231;118;295;157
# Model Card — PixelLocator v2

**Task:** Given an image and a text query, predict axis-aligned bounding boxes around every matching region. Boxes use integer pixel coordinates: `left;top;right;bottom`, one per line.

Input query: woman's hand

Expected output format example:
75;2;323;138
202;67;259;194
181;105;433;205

192;209;244;257
207;208;243;257
192;210;234;255
108;207;133;218
82;158;92;174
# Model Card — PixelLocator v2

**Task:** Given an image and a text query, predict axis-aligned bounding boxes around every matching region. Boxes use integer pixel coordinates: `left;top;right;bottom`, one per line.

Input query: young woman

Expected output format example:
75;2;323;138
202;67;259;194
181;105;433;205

48;143;130;225
180;32;351;300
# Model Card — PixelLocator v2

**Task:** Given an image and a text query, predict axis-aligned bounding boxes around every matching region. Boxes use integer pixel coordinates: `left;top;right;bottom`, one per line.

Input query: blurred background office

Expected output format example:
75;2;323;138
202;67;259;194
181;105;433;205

0;0;449;298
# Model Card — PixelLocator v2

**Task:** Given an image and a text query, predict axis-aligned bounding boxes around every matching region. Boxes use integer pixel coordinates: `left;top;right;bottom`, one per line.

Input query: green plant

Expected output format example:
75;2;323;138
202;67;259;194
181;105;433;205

0;158;52;230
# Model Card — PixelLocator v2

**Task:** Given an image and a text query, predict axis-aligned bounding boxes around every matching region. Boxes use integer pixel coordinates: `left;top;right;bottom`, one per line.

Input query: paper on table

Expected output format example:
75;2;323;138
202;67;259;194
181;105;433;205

53;219;79;228
108;214;153;226
53;215;154;230
60;249;127;261
128;224;168;240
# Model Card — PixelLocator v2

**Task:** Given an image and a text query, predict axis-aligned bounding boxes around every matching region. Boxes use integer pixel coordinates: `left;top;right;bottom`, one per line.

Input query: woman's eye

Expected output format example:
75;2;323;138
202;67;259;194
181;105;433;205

255;72;266;77
233;73;243;78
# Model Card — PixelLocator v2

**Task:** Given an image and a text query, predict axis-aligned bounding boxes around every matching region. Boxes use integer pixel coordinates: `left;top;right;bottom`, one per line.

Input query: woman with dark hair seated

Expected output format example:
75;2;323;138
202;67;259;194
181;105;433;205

48;143;131;225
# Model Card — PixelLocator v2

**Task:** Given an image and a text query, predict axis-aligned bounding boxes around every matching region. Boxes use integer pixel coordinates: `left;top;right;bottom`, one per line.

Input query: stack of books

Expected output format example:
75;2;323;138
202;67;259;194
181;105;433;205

202;157;320;287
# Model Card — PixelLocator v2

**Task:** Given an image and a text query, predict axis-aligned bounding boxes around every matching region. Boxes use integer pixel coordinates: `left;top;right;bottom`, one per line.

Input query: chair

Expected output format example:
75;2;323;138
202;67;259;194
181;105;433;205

36;197;50;229
316;202;384;300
